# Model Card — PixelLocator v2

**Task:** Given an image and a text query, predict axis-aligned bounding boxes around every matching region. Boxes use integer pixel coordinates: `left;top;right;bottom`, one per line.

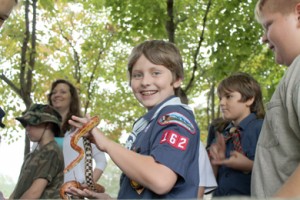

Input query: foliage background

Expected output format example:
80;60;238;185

0;0;285;197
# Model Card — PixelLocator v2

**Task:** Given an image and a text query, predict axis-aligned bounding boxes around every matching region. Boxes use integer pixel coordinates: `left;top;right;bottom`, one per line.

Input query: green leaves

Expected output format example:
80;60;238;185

0;0;283;146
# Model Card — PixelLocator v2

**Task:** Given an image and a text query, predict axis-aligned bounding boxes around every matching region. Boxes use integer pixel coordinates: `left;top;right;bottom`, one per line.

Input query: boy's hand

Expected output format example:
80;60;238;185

68;115;108;152
209;132;226;162
213;151;253;172
209;132;253;172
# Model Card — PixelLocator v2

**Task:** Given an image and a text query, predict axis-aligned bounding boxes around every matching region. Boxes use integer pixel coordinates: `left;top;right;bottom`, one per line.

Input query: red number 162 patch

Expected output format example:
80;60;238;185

160;130;189;151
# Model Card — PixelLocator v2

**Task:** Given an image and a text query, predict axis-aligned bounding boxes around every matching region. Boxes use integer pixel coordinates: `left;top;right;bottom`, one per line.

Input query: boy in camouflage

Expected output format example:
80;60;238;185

10;104;64;199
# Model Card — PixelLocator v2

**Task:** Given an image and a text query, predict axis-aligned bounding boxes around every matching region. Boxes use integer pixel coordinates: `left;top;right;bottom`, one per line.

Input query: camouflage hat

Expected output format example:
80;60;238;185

16;104;62;137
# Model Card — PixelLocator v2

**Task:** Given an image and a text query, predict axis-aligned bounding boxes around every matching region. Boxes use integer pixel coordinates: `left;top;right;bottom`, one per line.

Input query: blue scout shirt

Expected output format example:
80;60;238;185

213;113;263;196
118;96;200;199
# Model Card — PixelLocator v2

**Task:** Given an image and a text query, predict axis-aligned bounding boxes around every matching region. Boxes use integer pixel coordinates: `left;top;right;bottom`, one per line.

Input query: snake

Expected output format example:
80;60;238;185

60;116;105;199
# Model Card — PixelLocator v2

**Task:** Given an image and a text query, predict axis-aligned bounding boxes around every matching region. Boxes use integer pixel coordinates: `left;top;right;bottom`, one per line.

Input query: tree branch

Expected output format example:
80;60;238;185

185;0;212;93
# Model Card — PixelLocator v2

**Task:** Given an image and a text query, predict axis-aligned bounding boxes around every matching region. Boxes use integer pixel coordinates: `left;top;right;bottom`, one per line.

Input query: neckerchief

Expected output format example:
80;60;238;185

224;126;245;155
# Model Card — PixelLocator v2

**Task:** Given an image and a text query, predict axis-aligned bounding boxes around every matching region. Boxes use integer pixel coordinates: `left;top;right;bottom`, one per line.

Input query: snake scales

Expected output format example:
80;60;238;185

60;116;105;199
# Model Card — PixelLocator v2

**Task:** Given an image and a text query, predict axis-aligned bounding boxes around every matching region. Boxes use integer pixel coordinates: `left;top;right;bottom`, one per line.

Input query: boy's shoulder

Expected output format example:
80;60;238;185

156;105;198;134
240;113;262;124
157;104;194;120
239;113;263;133
161;102;193;111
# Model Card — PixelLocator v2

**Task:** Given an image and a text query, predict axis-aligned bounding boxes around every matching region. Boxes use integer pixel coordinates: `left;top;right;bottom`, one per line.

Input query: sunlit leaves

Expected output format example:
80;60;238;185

0;0;284;145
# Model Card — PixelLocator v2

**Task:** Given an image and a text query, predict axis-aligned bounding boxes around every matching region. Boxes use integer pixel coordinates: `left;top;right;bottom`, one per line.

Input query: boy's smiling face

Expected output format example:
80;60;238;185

130;54;181;110
0;0;15;28
260;3;300;66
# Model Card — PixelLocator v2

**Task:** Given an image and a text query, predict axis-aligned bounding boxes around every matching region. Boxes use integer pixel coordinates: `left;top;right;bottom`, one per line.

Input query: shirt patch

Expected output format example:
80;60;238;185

158;112;195;134
160;130;189;150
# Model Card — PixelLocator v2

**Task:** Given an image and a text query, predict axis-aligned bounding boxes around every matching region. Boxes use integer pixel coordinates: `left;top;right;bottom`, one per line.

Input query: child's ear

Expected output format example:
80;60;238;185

173;78;182;89
246;97;255;107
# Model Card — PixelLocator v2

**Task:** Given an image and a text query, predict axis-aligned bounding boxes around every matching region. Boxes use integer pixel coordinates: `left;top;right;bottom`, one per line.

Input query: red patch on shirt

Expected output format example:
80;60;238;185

160;130;189;150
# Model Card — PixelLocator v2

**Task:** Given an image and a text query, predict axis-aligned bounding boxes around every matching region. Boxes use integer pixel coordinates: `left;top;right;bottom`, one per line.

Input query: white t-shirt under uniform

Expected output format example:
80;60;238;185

199;141;217;193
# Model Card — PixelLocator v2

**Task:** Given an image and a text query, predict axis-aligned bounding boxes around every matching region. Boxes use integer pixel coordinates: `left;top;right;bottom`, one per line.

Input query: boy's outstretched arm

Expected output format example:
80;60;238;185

69;115;178;195
274;164;300;198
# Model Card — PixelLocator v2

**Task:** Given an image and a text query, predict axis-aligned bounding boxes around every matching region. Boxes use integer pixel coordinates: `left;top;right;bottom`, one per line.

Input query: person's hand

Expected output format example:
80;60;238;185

211;150;253;172
209;132;226;163
221;151;253;172
65;186;113;199
68;114;93;137
68;114;109;152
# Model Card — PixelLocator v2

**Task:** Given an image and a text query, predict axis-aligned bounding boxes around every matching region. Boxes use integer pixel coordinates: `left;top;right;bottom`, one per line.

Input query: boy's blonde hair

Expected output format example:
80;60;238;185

127;40;188;103
255;0;300;22
217;72;265;119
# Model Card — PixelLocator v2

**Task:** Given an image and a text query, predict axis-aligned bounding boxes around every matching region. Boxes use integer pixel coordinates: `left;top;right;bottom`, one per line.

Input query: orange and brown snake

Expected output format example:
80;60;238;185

64;116;100;174
60;116;105;199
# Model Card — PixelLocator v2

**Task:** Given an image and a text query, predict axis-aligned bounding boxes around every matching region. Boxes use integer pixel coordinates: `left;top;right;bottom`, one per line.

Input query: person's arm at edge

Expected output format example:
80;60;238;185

274;164;300;198
198;186;205;199
275;76;300;197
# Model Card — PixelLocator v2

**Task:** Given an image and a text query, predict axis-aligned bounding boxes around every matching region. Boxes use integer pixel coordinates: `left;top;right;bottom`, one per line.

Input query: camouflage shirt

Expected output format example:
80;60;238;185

11;140;64;199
